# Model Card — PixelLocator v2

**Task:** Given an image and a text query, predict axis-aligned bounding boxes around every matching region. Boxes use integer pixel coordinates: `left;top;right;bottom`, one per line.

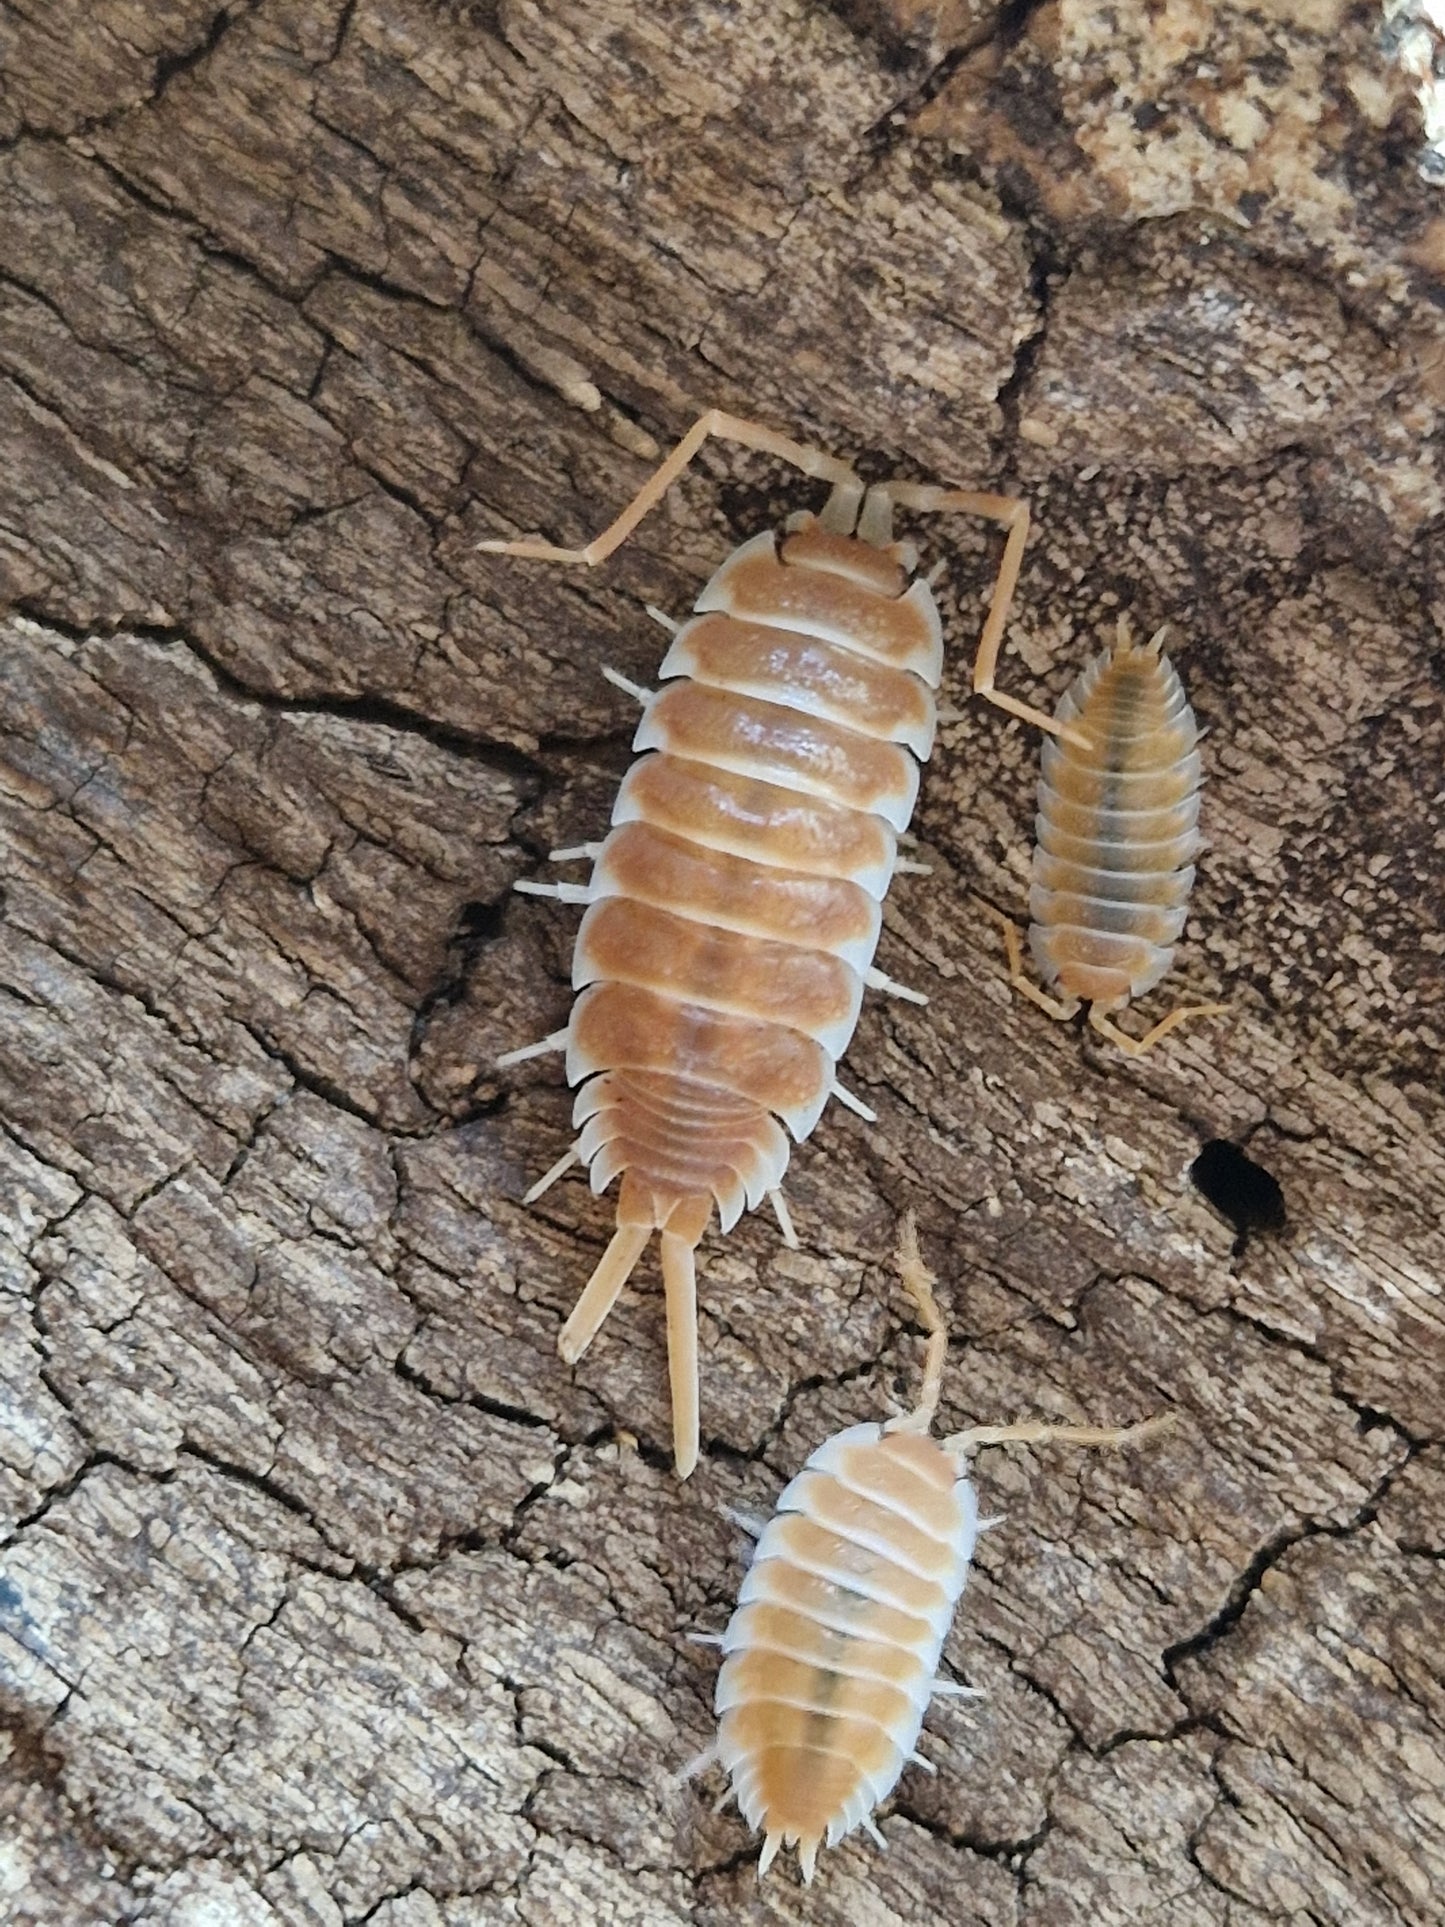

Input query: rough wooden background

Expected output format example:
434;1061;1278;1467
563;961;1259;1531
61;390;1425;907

2;2;1443;1922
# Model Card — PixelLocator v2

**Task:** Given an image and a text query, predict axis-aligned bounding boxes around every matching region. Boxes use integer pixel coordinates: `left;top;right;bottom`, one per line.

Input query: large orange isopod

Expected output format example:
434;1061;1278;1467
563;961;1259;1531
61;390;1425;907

482;410;1053;1475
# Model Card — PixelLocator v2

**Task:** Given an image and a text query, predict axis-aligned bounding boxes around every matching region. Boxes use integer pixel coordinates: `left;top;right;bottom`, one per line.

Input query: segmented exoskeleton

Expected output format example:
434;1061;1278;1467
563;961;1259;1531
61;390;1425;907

995;615;1226;1055
683;1217;1163;1882
481;411;1049;1476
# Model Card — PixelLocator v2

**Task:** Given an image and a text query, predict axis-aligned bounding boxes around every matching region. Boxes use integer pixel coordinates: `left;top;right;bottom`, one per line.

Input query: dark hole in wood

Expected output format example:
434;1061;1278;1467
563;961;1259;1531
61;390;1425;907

459;898;510;945
1189;1139;1287;1257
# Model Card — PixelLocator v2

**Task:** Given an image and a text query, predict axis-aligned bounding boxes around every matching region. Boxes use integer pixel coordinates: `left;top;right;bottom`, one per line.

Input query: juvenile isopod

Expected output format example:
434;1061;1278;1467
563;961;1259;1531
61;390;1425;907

683;1216;1165;1882
988;614;1227;1055
481;410;1054;1476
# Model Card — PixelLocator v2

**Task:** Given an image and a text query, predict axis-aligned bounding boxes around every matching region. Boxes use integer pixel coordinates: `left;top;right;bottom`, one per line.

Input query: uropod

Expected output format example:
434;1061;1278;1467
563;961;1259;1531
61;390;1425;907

481;409;1055;1477
991;613;1227;1055
683;1216;1165;1883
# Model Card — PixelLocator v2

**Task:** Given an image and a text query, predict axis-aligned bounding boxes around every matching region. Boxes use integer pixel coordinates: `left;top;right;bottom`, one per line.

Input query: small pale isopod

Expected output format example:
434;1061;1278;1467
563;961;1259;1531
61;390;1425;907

482;410;1049;1475
991;615;1226;1055
683;1216;1165;1882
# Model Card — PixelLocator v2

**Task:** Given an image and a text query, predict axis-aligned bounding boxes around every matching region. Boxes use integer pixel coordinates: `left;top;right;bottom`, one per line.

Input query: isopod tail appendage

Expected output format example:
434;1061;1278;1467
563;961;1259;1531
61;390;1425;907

558;1177;713;1476
556;1222;654;1366
661;1226;702;1478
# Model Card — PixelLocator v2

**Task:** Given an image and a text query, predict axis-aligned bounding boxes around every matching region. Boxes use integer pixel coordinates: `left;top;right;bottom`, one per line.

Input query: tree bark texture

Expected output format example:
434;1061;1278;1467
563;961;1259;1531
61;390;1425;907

1;3;1443;1923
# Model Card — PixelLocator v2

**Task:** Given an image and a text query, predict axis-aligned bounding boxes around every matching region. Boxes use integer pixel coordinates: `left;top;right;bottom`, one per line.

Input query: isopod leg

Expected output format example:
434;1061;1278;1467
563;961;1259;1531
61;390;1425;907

864;964;929;1005
478;407;862;565
600;664;654;704
1088;1000;1228;1056
496;1025;571;1068
931;1678;986;1701
830;1078;877;1122
522;1142;582;1204
675;1742;719;1785
991;910;1081;1024
768;1189;799;1250
722;1504;768;1539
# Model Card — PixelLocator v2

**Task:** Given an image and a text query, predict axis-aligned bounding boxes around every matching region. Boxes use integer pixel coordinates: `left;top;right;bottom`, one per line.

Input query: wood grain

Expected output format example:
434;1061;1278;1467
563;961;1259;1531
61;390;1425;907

2;2;1442;1921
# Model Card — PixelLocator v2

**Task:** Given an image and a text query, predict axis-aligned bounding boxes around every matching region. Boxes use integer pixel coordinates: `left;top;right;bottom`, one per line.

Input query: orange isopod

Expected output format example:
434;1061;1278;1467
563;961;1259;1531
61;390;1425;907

683;1217;1163;1882
482;411;1053;1476
993;615;1226;1055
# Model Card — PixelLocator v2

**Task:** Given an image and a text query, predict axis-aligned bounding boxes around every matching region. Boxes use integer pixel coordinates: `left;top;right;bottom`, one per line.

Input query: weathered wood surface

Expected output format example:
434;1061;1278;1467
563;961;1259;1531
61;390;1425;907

2;2;1443;1922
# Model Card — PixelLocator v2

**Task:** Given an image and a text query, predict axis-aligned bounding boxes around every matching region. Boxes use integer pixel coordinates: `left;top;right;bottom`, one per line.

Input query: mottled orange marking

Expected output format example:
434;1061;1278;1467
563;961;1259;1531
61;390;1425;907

701;544;943;683
779;523;910;594
615;753;896;886
594;821;878;958
641;683;917;823
574;897;860;1046
569;982;831;1124
667;614;934;748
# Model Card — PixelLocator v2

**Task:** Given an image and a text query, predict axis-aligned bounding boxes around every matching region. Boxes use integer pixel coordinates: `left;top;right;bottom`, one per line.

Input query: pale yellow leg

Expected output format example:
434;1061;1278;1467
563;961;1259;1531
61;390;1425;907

768;1188;799;1249
988;907;1081;1023
522;1142;581;1205
496;1025;569;1068
1088;1001;1228;1057
675;1742;719;1786
660;1231;701;1479
478;407;862;565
